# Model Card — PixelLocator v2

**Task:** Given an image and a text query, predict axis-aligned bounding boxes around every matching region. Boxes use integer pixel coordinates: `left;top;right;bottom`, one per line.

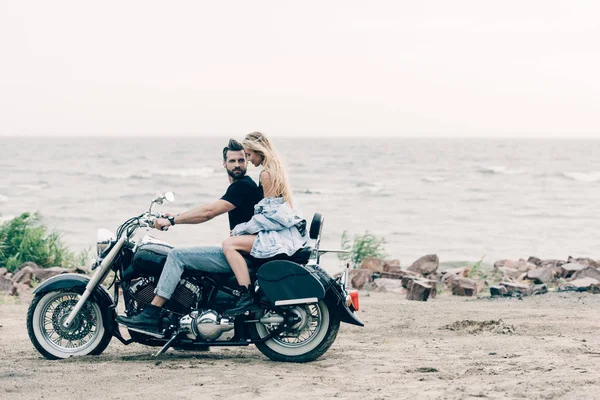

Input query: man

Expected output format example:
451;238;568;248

117;139;261;334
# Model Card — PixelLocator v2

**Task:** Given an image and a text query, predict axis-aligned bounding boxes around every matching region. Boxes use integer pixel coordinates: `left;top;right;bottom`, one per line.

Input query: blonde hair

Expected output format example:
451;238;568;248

243;132;293;206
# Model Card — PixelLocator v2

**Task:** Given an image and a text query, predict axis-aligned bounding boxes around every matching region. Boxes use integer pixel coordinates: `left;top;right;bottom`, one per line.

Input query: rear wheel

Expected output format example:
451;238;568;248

26;290;112;360
251;300;340;363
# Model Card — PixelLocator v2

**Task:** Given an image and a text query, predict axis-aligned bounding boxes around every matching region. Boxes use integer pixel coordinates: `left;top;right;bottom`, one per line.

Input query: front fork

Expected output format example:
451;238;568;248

62;234;128;328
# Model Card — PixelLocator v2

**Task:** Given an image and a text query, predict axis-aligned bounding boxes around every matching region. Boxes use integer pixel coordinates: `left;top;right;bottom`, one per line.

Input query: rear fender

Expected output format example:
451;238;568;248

324;286;365;327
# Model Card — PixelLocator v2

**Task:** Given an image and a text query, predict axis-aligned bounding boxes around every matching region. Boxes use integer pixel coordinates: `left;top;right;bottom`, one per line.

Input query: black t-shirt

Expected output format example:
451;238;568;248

221;176;262;230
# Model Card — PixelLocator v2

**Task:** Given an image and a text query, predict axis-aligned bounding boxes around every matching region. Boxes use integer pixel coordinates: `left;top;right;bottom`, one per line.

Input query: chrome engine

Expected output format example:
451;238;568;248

179;310;235;341
129;277;200;314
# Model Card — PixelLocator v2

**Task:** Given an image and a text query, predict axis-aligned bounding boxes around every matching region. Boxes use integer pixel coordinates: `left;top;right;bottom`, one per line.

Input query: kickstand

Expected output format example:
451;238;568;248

154;330;179;357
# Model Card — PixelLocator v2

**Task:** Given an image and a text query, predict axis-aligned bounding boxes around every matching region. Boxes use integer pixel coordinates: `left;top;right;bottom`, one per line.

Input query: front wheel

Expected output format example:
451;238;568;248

26;290;112;360
251;300;340;363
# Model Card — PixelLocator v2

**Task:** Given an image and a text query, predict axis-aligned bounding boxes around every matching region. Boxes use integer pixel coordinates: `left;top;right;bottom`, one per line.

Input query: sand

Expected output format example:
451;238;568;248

1;291;600;400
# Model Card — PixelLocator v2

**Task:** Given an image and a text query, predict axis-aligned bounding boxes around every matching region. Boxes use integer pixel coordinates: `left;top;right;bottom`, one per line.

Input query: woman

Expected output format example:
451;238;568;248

222;132;307;316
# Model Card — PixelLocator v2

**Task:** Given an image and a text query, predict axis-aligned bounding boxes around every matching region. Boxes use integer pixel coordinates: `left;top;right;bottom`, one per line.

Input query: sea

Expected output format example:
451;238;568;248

1;136;600;272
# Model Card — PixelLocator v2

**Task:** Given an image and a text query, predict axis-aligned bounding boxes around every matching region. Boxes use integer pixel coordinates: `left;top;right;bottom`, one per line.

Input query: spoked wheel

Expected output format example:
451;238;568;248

26;290;112;360
252;300;340;363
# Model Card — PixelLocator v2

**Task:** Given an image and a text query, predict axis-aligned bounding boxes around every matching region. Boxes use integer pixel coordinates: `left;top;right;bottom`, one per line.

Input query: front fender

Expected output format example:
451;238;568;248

33;273;115;311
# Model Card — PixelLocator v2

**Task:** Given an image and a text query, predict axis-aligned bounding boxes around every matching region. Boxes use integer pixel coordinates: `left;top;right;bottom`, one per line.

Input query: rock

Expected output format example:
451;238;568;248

406;279;432;301
559;277;600;292
385;265;404;274
571;267;600;281
373;278;406;294
558;263;587;279
531;284;548;295
0;267;7;277
0;275;13;292
451;278;478;296
515;259;537;273
539;259;566;269
526;267;554;284
407;254;439;275
401;275;419;289
349;269;374;290
567;256;599;268
527;256;542;267
383;259;401;272
360;257;386;273
490;285;508;297
498;281;533;296
494;259;515;270
499;267;521;280
11;266;74;286
442;267;468;281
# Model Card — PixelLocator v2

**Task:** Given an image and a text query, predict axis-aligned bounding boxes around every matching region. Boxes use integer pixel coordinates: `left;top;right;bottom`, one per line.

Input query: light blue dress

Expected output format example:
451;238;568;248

231;197;308;258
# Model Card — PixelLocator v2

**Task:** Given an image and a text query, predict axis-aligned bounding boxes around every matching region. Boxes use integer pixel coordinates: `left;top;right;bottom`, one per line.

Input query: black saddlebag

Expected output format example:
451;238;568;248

132;243;173;277
257;260;325;305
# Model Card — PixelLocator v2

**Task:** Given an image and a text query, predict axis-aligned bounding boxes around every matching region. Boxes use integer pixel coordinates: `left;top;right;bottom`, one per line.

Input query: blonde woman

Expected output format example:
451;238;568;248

222;132;307;316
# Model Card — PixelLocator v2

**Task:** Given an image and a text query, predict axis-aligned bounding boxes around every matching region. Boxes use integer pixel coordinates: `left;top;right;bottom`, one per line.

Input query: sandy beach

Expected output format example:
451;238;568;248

1;291;599;400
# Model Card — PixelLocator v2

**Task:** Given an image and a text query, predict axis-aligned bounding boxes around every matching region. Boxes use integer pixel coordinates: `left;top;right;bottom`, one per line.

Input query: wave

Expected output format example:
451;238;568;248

17;183;49;191
422;176;445;183
561;171;600;183
154;167;215;178
96;167;216;181
0;194;8;203
478;165;525;175
298;188;324;195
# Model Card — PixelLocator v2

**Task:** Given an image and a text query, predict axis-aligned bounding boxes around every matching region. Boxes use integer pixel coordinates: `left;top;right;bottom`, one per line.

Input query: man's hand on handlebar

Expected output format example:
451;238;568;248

154;218;172;231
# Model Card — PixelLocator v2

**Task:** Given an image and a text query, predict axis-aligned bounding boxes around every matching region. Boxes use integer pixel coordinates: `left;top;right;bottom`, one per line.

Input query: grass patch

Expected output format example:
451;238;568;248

0;212;90;272
338;231;387;269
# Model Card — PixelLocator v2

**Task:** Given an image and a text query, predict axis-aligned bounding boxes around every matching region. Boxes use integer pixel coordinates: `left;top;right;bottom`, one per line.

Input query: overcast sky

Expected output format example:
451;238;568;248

0;1;599;138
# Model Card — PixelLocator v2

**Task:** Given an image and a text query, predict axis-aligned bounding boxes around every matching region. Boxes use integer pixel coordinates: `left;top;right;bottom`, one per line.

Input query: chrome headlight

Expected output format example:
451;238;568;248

96;228;116;255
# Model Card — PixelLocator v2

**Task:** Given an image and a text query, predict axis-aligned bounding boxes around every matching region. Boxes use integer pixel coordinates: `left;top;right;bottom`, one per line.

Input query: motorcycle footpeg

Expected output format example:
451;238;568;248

126;326;166;339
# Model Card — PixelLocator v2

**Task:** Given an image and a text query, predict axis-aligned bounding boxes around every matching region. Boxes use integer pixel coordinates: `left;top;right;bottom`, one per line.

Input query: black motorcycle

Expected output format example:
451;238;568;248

26;192;363;362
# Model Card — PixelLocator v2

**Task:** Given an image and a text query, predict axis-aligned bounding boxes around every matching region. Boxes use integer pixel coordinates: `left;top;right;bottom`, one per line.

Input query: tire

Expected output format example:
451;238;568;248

26;289;112;360
251;300;340;363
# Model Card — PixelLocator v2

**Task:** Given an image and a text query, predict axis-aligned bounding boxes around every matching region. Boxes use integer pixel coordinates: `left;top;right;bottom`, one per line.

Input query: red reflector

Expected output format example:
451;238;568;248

349;290;359;311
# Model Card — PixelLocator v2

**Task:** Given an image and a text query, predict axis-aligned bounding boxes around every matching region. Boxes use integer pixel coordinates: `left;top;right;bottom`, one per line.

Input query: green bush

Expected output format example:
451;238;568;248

338;230;387;269
0;212;88;272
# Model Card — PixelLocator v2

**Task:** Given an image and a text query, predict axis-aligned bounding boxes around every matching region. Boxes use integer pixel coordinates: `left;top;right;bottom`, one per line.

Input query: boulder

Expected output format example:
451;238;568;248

407;254;439;275
490;285;508;297
571;267;600;281
383;259;401;272
11;266;74;285
442;267;469;282
373;278;406;294
401;275;419;289
526;267;554;284
527;256;542;267
515;259;537;273
539;259;566;269
558;263;587;279
451;277;478;296
406;279;432;301
360;257;386;273
499;267;521;280
531;284;548;295
567;256;599;268
494;259;515;270
0;275;13;292
349;269;374;290
559;277;600;292
498;281;533;296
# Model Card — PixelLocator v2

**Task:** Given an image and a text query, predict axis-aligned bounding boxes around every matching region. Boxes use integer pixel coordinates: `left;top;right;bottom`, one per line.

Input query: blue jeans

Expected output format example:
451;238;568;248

154;246;232;299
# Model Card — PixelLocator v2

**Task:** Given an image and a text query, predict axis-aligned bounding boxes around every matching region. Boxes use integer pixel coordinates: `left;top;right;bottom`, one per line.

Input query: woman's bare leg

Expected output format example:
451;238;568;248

222;235;256;287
